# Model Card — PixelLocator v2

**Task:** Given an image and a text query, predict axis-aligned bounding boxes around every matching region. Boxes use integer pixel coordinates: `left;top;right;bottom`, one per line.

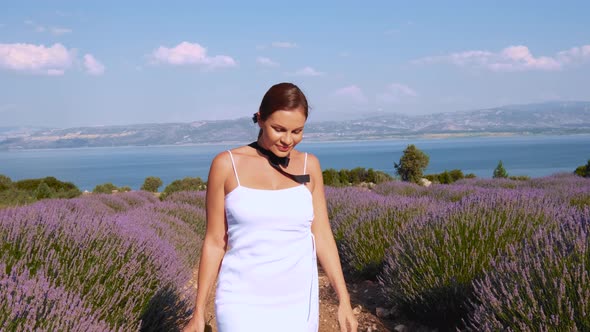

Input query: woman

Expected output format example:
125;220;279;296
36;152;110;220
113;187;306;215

183;83;358;332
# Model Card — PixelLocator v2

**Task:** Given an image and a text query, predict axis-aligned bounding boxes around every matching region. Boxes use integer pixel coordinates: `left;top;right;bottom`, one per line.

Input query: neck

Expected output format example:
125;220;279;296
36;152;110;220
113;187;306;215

249;141;290;168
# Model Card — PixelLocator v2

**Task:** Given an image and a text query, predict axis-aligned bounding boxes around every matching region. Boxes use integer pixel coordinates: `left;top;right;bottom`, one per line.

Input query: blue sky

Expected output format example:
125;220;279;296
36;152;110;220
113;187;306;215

1;1;589;127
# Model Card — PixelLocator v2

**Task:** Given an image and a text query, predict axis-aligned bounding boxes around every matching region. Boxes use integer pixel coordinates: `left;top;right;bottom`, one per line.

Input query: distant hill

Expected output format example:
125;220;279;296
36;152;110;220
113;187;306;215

2;101;590;150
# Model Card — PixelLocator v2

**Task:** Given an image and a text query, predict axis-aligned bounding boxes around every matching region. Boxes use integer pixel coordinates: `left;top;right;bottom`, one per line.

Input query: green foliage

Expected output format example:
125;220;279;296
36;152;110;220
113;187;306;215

119;186;132;192
35;182;53;200
574;160;590;177
92;183;119;194
160;177;206;199
508;175;530;181
322;167;393;187
323;169;341;187
0;176;81;207
14;176;78;192
493;160;509;178
394;145;430;184
425;169;466;184
0;174;12;191
465;173;477;179
141;176;163;192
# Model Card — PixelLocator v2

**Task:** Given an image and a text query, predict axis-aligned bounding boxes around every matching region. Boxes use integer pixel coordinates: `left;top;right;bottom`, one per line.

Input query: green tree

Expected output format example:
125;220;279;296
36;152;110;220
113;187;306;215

438;171;452;184
161;177;206;199
93;182;118;194
119;186;132;192
394;144;430;184
35;182;53;200
338;169;350;186
449;169;464;182
322;168;341;187
141;176;163;192
574;160;590;178
493;160;509;178
0;174;12;191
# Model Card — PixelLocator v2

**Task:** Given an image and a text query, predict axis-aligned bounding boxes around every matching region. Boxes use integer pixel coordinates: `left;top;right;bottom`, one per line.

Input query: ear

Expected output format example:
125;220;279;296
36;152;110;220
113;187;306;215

256;112;263;127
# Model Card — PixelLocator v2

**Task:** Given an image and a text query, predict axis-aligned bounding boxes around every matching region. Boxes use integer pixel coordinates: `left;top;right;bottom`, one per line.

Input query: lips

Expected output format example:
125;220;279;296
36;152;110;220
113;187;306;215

277;145;291;152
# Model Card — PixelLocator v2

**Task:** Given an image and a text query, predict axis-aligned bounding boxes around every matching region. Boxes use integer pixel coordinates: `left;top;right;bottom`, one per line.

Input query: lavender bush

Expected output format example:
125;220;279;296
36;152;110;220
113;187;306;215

466;207;590;331
0;191;206;331
379;189;569;329
326;186;442;279
0;261;112;331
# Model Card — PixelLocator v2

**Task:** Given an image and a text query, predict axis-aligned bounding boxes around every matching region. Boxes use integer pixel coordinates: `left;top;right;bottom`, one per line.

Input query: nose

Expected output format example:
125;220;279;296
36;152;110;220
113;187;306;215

281;133;293;145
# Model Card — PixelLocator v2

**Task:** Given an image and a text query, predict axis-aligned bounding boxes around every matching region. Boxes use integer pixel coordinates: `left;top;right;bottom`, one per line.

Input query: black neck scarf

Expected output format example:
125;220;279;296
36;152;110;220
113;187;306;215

248;141;310;184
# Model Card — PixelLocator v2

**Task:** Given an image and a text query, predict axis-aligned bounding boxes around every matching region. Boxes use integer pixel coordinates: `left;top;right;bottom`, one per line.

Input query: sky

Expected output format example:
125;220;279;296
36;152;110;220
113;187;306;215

1;1;590;127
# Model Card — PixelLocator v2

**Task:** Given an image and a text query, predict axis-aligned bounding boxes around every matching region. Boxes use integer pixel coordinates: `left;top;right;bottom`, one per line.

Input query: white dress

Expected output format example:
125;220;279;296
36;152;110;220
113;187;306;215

215;150;319;332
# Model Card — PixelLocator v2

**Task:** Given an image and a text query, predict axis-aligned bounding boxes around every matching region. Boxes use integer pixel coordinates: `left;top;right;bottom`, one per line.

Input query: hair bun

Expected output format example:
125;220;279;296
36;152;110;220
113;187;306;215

252;113;258;123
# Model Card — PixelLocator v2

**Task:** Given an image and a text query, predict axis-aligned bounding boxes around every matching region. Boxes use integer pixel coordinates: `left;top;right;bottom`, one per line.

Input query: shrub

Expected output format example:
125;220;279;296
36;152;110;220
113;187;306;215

425;169;465;184
0;174;11;191
379;190;562;330
14;176;78;192
323;167;393;187
0;176;81;207
466;208;590;331
92;182;118;194
160;177;206;200
574;160;590;177
326;186;441;280
0;261;111;331
508;175;530;181
0;192;197;330
141;176;163;193
34;182;53;200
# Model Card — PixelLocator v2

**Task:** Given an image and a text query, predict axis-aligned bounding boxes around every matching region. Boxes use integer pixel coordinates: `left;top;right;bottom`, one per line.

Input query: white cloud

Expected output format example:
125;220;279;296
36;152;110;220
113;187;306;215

0;43;75;75
256;56;279;67
333;85;367;104
293;66;324;76
24;19;72;36
151;41;237;69
50;27;72;36
272;41;297;48
377;83;418;103
412;44;590;72
557;45;590;64
84;54;105;75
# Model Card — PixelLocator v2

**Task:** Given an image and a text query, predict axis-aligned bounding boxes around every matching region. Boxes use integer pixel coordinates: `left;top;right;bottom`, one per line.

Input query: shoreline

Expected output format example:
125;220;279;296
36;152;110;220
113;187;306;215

3;132;590;152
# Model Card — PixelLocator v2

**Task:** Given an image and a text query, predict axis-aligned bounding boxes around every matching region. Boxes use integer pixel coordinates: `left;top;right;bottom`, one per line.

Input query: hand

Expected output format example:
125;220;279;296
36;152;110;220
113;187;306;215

337;302;358;332
182;315;206;332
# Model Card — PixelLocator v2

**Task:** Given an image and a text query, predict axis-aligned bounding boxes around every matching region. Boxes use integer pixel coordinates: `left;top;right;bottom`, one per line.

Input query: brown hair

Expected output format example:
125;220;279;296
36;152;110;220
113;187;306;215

252;82;309;124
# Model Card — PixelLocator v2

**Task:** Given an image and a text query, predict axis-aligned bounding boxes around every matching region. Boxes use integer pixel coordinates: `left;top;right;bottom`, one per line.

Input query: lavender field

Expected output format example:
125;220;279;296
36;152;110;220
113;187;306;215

0;191;206;331
1;174;589;331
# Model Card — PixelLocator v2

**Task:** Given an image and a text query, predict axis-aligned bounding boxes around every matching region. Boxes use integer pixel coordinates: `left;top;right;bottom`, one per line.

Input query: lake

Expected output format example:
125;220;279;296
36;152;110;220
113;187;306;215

1;135;588;191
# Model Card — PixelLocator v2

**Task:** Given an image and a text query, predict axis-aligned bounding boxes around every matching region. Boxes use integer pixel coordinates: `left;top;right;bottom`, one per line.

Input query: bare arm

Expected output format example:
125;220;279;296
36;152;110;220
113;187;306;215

192;153;230;320
308;155;358;331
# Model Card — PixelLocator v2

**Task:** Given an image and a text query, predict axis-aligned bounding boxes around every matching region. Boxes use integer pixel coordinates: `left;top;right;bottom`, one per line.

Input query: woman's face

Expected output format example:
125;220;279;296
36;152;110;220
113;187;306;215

258;107;307;157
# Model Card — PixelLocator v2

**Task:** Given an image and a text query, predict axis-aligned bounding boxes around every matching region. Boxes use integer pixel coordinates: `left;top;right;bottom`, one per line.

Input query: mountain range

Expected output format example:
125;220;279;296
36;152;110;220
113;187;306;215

2;101;589;150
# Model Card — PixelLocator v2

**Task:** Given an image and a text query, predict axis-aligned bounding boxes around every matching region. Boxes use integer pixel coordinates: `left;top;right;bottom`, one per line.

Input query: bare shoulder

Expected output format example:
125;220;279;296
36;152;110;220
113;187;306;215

211;150;232;169
303;152;321;172
227;145;257;159
208;150;234;182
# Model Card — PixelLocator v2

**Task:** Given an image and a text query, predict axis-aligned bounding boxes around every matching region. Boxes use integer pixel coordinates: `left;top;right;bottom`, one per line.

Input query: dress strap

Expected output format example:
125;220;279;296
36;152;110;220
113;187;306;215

303;152;308;174
227;150;240;186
